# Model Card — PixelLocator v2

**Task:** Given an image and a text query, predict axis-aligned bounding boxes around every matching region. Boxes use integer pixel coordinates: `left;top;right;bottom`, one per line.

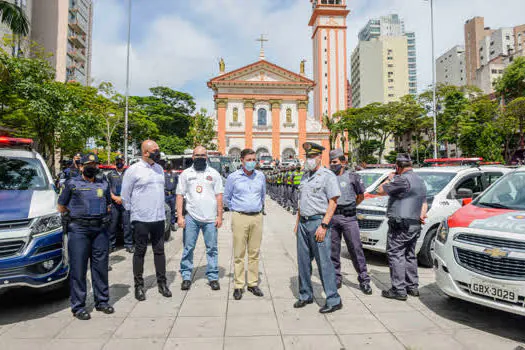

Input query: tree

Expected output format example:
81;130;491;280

505;97;525;150
495;57;525;102
0;1;29;36
94;82;124;164
187;108;217;150
323;114;342;149
477;124;504;162
458;97;499;156
157;135;187;155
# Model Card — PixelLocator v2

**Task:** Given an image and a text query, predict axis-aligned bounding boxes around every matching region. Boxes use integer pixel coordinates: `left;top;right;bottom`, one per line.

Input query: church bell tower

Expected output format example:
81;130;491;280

309;0;350;122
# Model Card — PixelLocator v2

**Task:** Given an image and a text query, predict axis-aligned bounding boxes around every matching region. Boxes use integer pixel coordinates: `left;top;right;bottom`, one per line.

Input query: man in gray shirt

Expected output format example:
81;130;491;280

121;140;171;302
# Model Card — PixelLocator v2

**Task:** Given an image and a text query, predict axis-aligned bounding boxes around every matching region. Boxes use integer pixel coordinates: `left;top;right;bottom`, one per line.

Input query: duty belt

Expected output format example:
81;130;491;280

334;205;357;217
71;217;105;227
300;214;324;222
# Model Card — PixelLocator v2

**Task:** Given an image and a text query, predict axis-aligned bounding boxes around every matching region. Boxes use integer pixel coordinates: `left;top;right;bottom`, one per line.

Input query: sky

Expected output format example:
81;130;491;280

91;0;525;114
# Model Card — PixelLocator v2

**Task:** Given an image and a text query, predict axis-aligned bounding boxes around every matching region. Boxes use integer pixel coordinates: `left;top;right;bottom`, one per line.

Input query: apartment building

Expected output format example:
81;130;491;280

436;45;466;86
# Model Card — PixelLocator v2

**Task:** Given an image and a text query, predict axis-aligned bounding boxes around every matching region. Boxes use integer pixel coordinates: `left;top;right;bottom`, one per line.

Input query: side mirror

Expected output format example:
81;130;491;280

462;198;473;206
456;188;473;199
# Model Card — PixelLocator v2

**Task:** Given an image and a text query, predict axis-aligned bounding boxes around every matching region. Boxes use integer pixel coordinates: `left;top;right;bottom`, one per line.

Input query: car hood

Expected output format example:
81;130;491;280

359;196;389;208
0;189;58;221
448;204;524;234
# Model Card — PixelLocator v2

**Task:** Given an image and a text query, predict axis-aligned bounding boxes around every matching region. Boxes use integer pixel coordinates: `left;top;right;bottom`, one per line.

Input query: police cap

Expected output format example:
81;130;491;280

329;148;344;161
396;153;412;162
115;154;124;161
74;152;83;158
81;153;99;165
303;142;325;155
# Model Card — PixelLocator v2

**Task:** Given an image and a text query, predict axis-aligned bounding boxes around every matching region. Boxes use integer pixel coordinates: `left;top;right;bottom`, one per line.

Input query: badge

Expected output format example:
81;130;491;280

206;175;213;181
196;185;203;193
340;182;347;188
96;188;104;198
170;179;174;183
89;155;95;161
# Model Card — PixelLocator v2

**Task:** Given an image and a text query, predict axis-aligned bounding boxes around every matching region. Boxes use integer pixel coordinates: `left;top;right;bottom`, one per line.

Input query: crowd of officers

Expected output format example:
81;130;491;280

266;165;303;214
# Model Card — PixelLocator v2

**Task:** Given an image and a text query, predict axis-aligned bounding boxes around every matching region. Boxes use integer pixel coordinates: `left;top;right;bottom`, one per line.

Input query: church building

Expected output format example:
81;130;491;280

208;0;349;165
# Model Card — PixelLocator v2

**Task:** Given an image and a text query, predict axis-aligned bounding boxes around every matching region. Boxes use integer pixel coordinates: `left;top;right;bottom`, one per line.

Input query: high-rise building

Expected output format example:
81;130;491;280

357;14;417;95
0;0;33;56
351;36;409;108
436;45;466;86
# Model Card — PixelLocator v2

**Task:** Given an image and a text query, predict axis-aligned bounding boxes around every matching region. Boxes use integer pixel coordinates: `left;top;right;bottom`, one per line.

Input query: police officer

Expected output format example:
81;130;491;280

107;155;133;253
329;149;372;294
164;162;178;232
291;165;303;215
63;152;83;181
294;142;342;313
377;154;428;300
57;153;114;320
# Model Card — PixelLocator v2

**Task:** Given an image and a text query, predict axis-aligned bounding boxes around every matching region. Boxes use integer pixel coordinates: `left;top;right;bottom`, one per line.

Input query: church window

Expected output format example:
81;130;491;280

258;108;267;126
232;107;239;122
286;108;292;123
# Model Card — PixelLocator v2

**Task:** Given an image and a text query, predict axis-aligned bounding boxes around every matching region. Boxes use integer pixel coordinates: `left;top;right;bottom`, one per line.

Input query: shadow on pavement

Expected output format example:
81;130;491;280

143;270;177;290
419;283;525;343
289;275;325;306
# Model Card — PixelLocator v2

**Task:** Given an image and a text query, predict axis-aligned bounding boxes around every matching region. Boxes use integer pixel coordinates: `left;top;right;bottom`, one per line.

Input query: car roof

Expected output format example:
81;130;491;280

357;169;391;174
0;148;38;159
415;166;510;174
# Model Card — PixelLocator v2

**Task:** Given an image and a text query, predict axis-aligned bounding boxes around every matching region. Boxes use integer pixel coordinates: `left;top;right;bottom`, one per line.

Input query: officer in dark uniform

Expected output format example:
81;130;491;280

57;153;114;320
377;154;427;300
329;148;372;294
107;155;133;253
164;163;178;232
63;152;83;181
294;142;342;314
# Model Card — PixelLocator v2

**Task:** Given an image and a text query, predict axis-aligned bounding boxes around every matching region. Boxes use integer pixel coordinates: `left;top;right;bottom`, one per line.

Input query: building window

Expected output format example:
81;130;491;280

388;79;394;83
257;108;267;126
388;94;395;97
232;107;239;122
286;108;292;123
388;64;394;68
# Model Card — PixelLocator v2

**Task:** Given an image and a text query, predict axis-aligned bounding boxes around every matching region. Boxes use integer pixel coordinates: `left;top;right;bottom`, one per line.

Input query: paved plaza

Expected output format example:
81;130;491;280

0;200;524;350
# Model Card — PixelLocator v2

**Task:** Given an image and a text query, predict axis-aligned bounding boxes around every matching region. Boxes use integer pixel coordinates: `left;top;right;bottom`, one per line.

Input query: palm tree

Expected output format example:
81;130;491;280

0;0;29;57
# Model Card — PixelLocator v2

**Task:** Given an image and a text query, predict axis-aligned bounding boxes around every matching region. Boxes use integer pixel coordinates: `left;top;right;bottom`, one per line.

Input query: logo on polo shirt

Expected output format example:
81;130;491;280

196;185;203;193
206;175;213;181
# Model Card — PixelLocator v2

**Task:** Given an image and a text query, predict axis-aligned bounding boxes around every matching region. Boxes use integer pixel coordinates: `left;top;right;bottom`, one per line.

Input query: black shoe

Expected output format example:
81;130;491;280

181;280;191;291
407;288;420;297
381;289;407;301
233;288;243;300
170;224;177;231
108;265;112;271
360;282;373;295
209;280;220;291
135;286;146;301
73;310;91;321
110;247;117;253
336;282;342;289
158;284;172;298
293;299;313;308
125;246;135;254
95;305;115;314
247;286;264;297
319;303;343;314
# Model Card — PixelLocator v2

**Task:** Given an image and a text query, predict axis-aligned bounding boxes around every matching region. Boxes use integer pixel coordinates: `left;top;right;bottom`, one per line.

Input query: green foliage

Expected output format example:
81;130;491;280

187;108;217;150
476;124;504;162
0;0;29;36
157;135;187;155
495;57;525;102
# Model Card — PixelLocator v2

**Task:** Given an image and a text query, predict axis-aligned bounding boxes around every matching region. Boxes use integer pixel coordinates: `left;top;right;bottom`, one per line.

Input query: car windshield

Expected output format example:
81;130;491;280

260;156;272;162
359;172;383;189
208;157;222;173
417;172;456;197
0;156;49;190
474;171;525;210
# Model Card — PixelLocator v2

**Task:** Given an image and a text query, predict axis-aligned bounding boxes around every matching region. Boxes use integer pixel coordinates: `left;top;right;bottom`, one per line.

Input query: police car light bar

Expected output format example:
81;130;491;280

0;136;34;147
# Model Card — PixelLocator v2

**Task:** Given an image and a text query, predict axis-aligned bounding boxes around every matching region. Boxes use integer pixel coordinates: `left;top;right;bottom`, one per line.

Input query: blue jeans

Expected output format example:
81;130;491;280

297;218;341;307
165;195;176;225
180;215;219;281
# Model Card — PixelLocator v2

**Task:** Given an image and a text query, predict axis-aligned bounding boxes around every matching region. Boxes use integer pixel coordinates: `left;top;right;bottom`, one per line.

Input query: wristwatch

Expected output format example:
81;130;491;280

321;223;329;229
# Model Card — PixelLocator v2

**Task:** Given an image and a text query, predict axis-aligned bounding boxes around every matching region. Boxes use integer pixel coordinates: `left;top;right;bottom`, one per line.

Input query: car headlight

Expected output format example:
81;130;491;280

436;220;449;244
31;213;62;237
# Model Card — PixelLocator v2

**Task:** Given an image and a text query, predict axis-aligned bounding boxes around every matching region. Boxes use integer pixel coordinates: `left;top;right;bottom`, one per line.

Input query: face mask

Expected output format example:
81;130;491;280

149;150;161;163
244;161;256;172
304;158;318;172
74;159;80;165
193;157;207;171
83;166;99;179
330;164;342;174
116;162;124;169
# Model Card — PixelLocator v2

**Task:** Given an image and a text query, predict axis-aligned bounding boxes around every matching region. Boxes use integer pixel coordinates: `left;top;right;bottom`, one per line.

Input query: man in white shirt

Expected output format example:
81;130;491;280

176;146;224;291
121;140;171;301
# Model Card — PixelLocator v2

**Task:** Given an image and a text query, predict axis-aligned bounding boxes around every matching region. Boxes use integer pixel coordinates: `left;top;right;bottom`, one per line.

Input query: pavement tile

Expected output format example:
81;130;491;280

327;313;388;335
164;337;224;350
56;318;125;340
340;333;405;349
224;336;283;350
45;338;106;350
3;317;72;339
103;338;166;350
128;298;181;318
169;317;225;338
178;299;227;317
358;295;417;313
375;311;440;333
396;331;465;350
283;335;342;350
113;317;175;339
226;298;275;316
277;314;334;335
225;315;280;337
0;338;51;350
453;328;525;350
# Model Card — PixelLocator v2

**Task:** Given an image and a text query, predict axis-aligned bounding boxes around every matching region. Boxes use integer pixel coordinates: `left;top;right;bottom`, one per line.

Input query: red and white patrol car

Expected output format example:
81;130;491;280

433;167;525;316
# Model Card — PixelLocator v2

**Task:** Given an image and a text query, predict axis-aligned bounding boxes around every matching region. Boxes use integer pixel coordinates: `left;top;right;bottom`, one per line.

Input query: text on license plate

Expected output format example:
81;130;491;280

360;233;369;242
470;280;518;303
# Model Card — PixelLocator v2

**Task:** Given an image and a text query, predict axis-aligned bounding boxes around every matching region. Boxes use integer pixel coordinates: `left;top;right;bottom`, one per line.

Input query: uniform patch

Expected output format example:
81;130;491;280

340;182;347;188
170;179;174;183
206;175;213;181
196;185;203;193
89;155;95;161
96;188;104;198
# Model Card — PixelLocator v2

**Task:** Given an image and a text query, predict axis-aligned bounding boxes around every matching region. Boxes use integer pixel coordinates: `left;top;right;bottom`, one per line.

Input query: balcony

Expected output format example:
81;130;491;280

67;48;86;62
69;0;90;19
68;13;88;35
68;33;86;47
66;68;86;85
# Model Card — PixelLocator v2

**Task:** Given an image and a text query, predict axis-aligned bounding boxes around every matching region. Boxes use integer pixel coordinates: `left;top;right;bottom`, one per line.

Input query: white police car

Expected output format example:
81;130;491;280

0;137;68;290
357;166;509;267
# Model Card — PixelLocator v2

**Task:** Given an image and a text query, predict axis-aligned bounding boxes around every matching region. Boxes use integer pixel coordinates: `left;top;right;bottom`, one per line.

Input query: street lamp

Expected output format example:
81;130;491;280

124;0;132;165
426;0;438;159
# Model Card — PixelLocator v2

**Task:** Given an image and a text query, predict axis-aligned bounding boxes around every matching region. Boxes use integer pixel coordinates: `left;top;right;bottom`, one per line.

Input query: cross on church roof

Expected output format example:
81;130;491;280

256;34;268;60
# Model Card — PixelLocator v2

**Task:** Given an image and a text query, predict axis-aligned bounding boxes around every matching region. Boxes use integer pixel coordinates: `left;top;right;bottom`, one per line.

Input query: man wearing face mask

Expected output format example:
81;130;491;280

176;146;224;291
328;148;372;294
62;152;83;183
121;140;171;301
294;142;342;314
57;153;114;320
224;148;266;300
106;155;133;254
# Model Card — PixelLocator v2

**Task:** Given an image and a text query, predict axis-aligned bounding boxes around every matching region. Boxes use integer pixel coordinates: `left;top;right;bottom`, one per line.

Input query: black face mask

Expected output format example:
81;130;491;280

74;159;81;166
193;157;207;171
116;162;124;169
83;166;99;179
330;164;343;175
149;150;161;163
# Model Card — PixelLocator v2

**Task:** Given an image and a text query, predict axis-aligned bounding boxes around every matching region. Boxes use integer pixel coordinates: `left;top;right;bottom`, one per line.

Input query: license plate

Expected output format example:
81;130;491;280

470;279;518;303
360;233;369;242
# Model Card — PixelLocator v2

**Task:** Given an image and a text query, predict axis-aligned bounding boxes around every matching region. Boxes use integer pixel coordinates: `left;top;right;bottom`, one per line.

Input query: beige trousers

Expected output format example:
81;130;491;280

232;212;263;289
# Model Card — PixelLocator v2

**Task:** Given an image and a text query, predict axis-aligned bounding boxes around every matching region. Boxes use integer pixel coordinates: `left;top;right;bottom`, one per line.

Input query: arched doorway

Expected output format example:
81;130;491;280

282;148;296;160
256;147;269;159
228;147;241;159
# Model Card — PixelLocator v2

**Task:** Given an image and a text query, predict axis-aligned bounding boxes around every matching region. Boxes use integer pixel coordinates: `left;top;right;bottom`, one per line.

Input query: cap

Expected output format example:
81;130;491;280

303;142;325;155
115;155;124;161
74;152;83;158
396;153;412;162
329;148;344;161
81;153;99;165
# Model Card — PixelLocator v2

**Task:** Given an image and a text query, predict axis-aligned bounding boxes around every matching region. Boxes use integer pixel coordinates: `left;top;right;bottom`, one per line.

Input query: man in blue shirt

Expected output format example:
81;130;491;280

224;148;266;300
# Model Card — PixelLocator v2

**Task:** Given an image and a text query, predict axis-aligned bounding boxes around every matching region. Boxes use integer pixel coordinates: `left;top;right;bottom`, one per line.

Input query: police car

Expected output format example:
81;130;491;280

356;168;391;198
0;137;69;291
356;166;509;267
433;168;525;316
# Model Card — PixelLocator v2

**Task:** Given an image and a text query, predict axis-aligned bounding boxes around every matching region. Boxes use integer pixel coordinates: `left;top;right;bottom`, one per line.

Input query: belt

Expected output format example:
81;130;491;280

71;217;104;226
165;190;175;196
334;206;357;217
388;217;421;225
236;211;261;216
300;214;324;222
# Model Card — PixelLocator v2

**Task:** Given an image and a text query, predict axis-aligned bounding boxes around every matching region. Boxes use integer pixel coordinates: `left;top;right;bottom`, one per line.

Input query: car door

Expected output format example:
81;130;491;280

448;172;484;201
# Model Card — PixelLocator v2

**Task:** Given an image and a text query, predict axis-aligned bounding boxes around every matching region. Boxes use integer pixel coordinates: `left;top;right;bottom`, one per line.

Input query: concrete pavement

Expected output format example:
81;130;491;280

0;199;524;349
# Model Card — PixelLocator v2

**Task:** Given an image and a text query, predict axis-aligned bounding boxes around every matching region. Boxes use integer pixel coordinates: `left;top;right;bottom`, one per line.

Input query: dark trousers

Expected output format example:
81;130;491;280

109;203;132;248
165;195;176;225
386;221;421;295
330;215;370;285
133;220;166;288
68;222;109;313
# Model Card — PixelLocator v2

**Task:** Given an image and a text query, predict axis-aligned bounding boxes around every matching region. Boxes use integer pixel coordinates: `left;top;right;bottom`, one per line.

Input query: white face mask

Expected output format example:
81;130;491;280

304;158;318;171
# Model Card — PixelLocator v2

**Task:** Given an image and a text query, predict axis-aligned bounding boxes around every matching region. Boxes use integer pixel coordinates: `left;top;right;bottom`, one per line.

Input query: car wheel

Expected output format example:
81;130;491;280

418;226;438;268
